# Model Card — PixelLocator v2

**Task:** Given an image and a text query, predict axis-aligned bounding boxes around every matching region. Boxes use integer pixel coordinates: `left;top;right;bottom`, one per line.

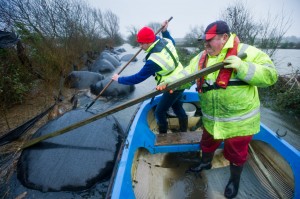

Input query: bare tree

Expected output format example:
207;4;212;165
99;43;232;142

148;22;161;36
0;0;122;81
127;25;139;36
257;9;292;57
220;1;259;45
101;10;120;39
183;25;204;47
126;25;139;47
220;1;292;58
0;0;124;109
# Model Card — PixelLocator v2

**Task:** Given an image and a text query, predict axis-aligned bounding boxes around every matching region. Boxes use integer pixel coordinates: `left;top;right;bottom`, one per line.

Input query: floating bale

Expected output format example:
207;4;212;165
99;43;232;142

17;109;123;192
65;71;104;89
99;52;121;67
90;77;135;97
90;58;115;73
0;30;19;48
115;48;126;53
120;54;138;62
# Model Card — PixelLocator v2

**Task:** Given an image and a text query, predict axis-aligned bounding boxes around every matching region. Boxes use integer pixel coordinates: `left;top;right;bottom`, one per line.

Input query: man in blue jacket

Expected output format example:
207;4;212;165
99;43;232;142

112;21;188;134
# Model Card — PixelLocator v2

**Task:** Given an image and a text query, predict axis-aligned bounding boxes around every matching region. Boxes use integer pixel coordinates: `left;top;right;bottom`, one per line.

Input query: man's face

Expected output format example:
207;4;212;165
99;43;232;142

139;43;150;50
204;34;227;56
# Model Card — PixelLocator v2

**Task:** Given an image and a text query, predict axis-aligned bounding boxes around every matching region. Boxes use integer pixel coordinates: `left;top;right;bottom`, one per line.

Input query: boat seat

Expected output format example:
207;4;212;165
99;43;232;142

155;130;203;146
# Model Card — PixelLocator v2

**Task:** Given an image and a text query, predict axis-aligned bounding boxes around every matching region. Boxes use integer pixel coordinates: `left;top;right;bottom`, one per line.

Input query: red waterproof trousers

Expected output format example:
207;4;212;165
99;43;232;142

200;128;253;166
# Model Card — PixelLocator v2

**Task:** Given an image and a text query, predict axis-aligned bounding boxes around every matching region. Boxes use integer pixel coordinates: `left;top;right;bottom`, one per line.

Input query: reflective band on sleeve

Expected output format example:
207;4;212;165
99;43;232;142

150;54;174;71
229;78;242;82
202;107;260;122
168;76;178;82
203;78;242;87
244;62;256;82
179;69;190;77
195;63;199;72
238;44;249;56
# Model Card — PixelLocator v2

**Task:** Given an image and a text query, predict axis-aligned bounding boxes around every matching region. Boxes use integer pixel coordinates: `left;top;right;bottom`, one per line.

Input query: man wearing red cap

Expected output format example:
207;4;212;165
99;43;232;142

156;20;278;198
112;21;188;134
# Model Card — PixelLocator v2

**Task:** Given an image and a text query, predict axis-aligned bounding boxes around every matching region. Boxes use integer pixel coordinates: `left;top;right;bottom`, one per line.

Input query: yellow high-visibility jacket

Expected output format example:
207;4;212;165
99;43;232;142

146;38;185;85
164;34;278;139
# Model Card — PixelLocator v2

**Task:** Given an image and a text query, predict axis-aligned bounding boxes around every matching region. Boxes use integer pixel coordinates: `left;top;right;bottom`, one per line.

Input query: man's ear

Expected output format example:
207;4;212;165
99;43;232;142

221;33;229;44
224;33;229;38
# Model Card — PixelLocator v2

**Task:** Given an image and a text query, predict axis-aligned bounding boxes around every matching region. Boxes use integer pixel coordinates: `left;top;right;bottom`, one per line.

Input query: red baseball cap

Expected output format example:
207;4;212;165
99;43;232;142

199;20;230;41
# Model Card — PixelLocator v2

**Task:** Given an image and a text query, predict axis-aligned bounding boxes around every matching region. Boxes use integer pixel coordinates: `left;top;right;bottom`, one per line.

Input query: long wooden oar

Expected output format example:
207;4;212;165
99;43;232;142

20;53;246;150
85;16;174;111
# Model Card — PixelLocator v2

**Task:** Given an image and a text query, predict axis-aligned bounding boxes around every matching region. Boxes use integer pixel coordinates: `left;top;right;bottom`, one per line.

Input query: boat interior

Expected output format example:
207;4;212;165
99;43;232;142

130;102;295;199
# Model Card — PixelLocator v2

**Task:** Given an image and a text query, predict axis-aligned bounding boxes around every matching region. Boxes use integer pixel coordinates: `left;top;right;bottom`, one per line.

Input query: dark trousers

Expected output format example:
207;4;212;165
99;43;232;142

155;90;187;130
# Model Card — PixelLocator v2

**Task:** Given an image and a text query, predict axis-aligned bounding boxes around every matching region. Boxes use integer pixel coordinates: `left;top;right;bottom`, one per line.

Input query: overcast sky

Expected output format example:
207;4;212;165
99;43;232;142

86;0;300;38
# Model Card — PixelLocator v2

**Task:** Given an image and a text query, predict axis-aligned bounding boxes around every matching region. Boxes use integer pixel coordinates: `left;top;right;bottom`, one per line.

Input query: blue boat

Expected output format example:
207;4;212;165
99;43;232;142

107;86;300;199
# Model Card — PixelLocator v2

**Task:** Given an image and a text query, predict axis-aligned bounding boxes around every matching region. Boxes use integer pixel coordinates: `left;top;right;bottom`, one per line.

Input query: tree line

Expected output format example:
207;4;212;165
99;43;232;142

0;0;124;107
181;2;293;55
279;41;300;49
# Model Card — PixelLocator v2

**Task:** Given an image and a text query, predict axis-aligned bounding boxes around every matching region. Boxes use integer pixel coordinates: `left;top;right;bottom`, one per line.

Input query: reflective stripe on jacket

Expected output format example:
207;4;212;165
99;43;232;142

166;34;278;139
146;38;184;84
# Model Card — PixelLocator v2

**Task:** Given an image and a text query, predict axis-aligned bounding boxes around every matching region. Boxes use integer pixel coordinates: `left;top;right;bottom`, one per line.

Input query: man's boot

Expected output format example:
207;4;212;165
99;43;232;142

186;152;214;173
158;125;168;134
179;117;188;132
224;163;243;198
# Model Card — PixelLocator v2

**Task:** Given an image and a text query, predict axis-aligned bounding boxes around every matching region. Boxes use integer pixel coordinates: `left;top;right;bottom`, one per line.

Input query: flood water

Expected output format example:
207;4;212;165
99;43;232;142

272;49;300;75
261;48;300;150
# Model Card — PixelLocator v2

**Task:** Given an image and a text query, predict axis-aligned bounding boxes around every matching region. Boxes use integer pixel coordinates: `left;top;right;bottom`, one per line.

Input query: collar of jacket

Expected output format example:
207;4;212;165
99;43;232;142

145;37;160;53
223;33;236;50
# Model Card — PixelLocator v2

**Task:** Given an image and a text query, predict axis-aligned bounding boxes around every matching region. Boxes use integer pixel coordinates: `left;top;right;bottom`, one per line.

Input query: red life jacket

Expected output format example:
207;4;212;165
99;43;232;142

196;36;240;92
